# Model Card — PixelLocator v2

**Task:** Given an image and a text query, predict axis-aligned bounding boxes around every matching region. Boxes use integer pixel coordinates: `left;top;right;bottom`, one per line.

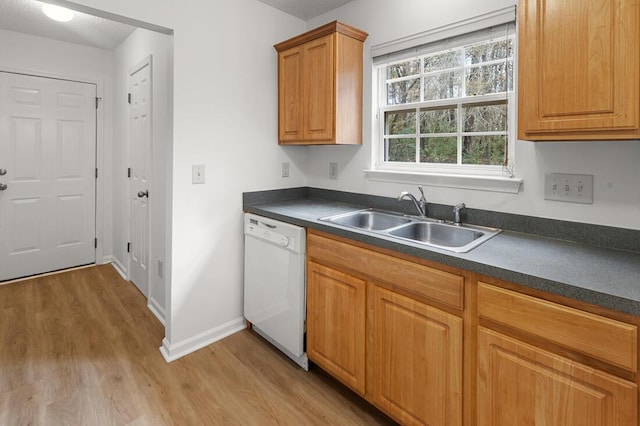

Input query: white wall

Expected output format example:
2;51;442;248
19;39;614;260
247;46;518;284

66;0;307;359
0;28;115;261
306;0;640;230
113;28;173;321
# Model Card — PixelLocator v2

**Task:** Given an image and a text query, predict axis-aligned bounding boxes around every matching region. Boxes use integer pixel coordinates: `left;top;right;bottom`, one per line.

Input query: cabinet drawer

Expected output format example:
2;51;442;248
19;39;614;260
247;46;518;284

308;232;464;310
478;282;638;372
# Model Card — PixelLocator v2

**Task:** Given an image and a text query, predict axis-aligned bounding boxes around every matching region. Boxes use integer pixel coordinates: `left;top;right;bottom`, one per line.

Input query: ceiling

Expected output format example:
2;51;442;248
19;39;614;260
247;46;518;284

0;0;136;50
255;0;355;20
0;0;354;51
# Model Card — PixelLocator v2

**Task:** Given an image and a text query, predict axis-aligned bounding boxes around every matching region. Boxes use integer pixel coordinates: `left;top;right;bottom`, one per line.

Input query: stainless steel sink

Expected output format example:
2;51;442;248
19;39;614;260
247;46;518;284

388;221;498;252
319;209;500;253
320;209;412;231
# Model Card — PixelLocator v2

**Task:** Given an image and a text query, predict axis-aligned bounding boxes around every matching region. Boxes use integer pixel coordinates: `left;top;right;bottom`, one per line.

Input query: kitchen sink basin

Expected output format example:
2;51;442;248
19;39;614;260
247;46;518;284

319;209;500;253
389;222;492;251
320;209;412;231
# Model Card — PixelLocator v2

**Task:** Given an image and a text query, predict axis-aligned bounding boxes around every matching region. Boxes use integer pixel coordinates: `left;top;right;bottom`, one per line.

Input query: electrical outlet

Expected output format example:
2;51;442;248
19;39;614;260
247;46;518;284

329;162;338;179
192;164;205;184
544;173;593;204
282;162;289;178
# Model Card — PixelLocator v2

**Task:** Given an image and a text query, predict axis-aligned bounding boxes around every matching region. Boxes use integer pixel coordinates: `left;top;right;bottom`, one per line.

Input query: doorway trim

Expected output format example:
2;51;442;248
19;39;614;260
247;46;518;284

0;65;106;267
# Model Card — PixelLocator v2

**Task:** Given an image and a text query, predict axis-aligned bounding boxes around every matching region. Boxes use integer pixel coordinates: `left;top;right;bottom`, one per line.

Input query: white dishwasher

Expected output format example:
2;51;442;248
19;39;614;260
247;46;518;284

243;213;308;370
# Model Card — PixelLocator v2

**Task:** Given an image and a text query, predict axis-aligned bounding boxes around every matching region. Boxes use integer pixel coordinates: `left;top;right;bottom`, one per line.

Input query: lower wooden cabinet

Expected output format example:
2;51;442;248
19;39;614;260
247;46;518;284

306;260;366;394
306;230;640;425
477;327;637;426
372;285;463;426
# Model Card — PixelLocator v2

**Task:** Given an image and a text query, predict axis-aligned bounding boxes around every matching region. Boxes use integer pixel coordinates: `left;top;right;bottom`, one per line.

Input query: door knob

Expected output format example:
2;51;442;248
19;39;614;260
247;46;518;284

137;190;148;198
0;183;7;191
0;168;6;176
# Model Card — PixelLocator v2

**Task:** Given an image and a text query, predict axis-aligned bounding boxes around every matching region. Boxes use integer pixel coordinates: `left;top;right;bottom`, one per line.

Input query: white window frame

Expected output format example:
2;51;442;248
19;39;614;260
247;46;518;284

365;7;522;193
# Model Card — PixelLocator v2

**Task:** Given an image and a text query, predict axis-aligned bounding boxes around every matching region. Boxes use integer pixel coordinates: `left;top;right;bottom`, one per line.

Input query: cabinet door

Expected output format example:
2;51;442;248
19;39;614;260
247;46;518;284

278;45;304;142
302;34;335;141
307;261;366;394
518;0;640;140
478;327;637;426
372;285;463;426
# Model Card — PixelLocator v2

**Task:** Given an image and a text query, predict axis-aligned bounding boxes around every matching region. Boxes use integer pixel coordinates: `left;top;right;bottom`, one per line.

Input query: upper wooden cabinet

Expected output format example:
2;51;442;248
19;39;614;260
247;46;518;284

518;0;640;140
275;21;368;145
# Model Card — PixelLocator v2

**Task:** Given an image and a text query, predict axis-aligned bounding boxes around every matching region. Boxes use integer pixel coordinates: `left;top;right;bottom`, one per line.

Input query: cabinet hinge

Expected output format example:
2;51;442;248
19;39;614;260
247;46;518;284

127;242;131;253
127;93;132;104
127;167;131;178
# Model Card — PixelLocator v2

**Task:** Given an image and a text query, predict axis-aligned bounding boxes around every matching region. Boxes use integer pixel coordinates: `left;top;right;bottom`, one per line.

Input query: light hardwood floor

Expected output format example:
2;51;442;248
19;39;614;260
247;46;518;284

0;264;395;425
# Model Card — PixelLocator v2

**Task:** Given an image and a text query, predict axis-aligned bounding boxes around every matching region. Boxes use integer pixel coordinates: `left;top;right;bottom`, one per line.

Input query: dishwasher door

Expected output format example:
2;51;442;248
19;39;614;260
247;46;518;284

243;214;307;369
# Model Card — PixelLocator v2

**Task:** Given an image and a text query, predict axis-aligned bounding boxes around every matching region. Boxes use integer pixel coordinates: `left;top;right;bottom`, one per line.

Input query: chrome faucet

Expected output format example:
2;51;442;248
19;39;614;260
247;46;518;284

453;203;466;226
398;186;427;218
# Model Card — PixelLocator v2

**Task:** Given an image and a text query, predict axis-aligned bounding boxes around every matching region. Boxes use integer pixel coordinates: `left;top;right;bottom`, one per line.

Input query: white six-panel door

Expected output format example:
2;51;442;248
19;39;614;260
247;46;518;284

129;59;151;296
0;72;96;281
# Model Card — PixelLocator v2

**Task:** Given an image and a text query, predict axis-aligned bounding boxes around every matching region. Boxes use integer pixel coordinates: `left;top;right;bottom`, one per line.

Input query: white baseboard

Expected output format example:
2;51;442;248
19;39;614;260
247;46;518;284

110;258;128;280
101;255;114;265
148;297;166;326
159;316;246;362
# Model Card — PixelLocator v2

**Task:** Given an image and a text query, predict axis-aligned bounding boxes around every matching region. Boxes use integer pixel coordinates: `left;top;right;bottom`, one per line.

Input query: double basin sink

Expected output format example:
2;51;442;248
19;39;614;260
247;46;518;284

319;209;501;253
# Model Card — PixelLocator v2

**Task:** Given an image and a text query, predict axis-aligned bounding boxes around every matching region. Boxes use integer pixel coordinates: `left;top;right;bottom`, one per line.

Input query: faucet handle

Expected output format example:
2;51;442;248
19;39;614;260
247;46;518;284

417;185;425;200
453;203;466;225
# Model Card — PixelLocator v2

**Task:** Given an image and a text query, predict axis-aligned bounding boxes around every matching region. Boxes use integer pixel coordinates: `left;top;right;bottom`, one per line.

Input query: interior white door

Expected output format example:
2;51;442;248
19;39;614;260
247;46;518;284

0;72;96;281
129;59;152;296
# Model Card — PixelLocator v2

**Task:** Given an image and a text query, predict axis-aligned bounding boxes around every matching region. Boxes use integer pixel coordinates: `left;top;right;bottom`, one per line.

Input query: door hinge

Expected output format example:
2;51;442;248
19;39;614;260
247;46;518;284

95;97;101;109
95;168;98;178
127;167;131;178
127;93;132;104
127;242;131;253
94;238;98;248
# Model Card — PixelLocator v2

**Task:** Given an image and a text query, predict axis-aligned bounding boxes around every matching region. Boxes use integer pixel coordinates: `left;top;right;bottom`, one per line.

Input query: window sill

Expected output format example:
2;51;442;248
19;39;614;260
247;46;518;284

363;169;523;194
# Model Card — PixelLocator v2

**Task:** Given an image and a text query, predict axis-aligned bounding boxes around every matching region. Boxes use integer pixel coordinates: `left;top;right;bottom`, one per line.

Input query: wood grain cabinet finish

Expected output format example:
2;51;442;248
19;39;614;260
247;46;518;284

307;230;464;424
518;0;640;140
372;285;463;426
478;282;638;425
306;260;366;395
275;21;368;145
478;327;637;426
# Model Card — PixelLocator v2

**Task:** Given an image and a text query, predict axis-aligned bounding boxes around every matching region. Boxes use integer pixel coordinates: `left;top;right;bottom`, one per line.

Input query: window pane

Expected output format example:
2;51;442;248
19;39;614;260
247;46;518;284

420;137;457;163
424;51;462;72
386;110;416;134
424;71;462;100
462;135;506;165
420;107;457;133
465;39;513;64
386;138;416;162
465;62;512;96
387;78;420;105
387;59;420;79
463;103;506;132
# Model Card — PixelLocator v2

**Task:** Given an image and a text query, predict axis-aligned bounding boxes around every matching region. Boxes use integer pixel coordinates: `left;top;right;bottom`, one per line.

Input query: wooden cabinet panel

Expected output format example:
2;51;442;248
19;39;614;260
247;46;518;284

478;282;638;372
518;0;640;140
478;327;637;426
277;46;303;142
302;35;334;141
372;285;463;426
306;261;366;394
308;231;464;310
275;21;367;145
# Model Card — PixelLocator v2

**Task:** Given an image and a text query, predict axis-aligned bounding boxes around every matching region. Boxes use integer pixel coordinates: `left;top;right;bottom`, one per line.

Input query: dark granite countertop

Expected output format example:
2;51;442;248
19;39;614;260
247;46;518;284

244;189;640;316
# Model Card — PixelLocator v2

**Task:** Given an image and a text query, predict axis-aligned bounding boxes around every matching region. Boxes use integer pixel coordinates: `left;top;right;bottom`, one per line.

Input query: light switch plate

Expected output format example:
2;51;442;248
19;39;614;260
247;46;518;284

544;173;593;204
192;164;205;184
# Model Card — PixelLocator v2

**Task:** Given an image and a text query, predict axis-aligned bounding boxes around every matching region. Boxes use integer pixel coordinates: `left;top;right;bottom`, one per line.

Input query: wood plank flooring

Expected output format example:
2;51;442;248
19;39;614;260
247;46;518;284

0;264;395;425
